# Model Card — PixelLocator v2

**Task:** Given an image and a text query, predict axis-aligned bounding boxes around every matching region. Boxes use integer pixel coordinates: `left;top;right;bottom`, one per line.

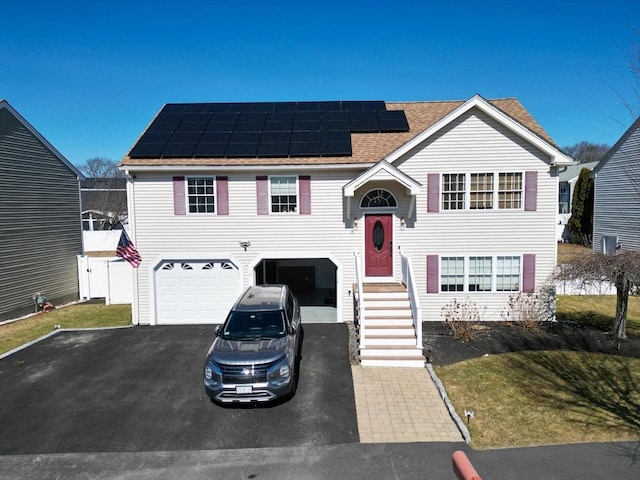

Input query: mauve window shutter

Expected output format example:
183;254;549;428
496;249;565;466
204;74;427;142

524;171;538;211
426;255;439;293
173;176;186;215
427;173;439;213
299;175;311;214
216;176;229;215
256;176;268;215
522;254;536;293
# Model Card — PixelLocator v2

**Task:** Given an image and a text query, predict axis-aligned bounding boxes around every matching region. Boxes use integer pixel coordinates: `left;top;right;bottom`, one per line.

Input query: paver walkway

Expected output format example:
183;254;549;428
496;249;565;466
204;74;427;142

351;366;463;443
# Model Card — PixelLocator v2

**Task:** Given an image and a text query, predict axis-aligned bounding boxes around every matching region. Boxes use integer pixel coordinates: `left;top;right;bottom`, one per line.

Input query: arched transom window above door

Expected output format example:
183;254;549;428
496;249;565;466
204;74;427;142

360;189;398;208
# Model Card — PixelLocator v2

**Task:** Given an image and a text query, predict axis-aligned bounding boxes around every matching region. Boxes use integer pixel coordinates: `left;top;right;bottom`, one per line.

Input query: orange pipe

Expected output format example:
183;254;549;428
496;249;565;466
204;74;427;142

452;450;482;480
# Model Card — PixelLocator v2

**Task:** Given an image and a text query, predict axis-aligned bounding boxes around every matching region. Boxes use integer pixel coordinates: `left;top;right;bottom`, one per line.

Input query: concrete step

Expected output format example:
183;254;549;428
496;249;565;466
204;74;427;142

365;308;412;318
363;317;414;327
363;292;410;301
359;356;426;368
364;326;416;337
363;300;411;308
359;346;424;357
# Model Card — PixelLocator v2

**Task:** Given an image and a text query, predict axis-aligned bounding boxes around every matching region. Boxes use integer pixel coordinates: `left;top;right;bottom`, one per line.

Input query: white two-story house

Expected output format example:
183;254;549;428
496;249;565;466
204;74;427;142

120;95;573;366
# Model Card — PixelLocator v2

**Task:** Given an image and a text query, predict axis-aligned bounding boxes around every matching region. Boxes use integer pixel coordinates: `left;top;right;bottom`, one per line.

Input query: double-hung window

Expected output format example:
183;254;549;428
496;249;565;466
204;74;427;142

442;174;465;210
496;256;521;291
470;173;494;209
441;172;524;210
439;255;522;292
187;177;215;213
270;176;297;213
498;173;522;209
469;256;492;291
441;257;464;291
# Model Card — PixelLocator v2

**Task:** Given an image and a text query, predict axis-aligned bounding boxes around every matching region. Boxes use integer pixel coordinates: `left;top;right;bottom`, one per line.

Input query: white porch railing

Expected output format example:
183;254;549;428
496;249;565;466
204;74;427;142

401;253;423;350
353;251;366;348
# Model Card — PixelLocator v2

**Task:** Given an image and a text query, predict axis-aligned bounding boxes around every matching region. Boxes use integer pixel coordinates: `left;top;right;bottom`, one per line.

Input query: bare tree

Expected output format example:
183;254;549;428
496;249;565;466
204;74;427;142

562;141;610;164
79;157;124;178
555;251;640;345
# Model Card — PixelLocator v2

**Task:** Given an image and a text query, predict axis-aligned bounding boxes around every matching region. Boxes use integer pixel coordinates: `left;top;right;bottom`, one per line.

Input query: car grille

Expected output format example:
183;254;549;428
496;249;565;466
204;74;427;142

220;363;273;384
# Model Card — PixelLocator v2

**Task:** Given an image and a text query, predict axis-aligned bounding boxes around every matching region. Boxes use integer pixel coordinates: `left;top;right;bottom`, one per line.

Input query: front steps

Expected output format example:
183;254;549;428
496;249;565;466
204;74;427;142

357;283;426;368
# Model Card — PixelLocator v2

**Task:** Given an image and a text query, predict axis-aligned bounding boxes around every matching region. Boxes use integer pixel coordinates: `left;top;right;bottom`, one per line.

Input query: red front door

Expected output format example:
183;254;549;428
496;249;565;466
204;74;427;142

364;214;393;276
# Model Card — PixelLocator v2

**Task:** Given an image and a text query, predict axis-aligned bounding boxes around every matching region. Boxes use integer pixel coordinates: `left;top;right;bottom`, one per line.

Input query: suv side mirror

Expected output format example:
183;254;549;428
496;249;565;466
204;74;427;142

215;325;222;336
289;324;297;335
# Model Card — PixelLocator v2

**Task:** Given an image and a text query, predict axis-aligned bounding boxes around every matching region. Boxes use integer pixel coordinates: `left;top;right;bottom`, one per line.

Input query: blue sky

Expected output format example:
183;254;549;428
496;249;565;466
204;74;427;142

1;0;639;168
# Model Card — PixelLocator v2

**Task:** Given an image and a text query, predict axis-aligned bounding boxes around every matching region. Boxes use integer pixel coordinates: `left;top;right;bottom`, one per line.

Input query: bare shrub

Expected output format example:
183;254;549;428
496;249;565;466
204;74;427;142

441;298;484;340
502;285;555;331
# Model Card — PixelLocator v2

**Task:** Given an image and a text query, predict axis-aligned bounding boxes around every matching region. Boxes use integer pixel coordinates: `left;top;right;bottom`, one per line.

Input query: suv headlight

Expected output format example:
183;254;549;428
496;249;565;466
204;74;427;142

268;358;291;387
204;361;222;385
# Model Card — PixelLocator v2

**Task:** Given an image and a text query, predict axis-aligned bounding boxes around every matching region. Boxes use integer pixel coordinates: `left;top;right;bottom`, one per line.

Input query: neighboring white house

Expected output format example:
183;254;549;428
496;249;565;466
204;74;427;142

591;116;640;254
120;95;573;366
556;161;598;242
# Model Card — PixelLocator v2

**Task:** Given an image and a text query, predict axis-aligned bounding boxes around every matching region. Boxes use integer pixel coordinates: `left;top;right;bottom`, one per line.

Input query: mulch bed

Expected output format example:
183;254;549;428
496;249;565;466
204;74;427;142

422;321;640;367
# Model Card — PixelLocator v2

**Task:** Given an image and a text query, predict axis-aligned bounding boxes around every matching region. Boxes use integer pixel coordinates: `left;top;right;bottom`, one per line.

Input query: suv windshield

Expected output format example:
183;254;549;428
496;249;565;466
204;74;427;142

221;311;286;340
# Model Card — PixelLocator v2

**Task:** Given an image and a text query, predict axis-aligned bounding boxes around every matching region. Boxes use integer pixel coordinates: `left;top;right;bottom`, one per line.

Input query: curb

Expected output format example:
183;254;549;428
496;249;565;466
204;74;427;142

426;363;471;444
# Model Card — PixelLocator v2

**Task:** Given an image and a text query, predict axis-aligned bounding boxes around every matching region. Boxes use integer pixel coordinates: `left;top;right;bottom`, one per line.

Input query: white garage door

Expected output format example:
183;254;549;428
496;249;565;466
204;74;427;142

155;260;241;324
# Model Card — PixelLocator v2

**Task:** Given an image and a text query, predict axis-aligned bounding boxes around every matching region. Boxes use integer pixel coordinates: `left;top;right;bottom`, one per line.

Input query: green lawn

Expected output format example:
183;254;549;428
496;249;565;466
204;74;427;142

436;294;640;449
0;303;131;355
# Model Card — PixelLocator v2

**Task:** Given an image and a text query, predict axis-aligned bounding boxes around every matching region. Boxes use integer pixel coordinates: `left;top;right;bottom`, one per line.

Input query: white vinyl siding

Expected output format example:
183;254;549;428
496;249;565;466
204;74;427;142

127;107;559;325
394;108;557;321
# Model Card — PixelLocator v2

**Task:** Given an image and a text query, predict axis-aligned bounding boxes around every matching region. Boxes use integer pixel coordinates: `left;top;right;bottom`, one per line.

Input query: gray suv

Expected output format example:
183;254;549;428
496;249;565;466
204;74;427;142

204;284;302;404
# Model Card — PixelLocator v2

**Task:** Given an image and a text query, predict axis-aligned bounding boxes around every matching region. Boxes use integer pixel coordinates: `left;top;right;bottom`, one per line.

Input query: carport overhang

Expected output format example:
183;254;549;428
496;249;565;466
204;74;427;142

343;160;422;219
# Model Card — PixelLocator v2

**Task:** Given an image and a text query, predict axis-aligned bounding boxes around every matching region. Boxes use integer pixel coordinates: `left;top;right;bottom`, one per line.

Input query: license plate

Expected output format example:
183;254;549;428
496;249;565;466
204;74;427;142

236;385;252;394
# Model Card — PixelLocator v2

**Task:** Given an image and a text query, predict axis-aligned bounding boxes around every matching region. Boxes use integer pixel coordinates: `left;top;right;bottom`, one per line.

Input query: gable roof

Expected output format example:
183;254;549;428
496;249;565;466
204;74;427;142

0;99;84;178
343;160;422;197
121;96;567;169
590;115;640;177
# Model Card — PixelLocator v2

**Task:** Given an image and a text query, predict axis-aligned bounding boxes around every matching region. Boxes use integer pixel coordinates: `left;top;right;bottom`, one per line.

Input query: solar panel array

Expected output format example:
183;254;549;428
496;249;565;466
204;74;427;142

129;101;410;159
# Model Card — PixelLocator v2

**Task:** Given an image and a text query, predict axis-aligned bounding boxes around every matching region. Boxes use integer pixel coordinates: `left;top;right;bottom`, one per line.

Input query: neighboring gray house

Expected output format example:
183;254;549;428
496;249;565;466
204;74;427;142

591;116;640;254
557;161;598;242
0;100;84;321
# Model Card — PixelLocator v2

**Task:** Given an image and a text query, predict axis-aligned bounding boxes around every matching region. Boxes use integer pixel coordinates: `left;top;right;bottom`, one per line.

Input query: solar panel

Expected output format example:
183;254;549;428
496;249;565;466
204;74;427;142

193;143;228;158
349;112;380;133
318;101;342;111
362;101;386;111
225;142;259;157
273;102;298;112
289;141;322;156
138;131;172;144
261;131;291;143
234;121;265;132
161;143;196;157
250;102;276;112
129;100;409;159
200;131;231;143
321;130;351;143
129;143;165;157
230;131;261;143
257;142;290;157
263;121;293;132
291;130;322;143
161;104;187;114
321;141;352;156
297;101;320;112
170;131;204;143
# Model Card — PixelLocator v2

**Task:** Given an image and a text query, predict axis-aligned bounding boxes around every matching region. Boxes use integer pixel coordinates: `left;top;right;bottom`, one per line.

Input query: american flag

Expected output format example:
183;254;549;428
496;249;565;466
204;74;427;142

116;230;141;268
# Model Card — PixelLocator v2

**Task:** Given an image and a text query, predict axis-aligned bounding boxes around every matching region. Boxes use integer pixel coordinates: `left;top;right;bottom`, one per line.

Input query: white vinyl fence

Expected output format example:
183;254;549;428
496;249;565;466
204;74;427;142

77;256;134;304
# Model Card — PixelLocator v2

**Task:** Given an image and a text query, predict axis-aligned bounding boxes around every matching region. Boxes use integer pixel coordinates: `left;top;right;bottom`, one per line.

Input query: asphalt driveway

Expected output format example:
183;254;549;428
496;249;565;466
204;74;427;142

0;324;358;454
